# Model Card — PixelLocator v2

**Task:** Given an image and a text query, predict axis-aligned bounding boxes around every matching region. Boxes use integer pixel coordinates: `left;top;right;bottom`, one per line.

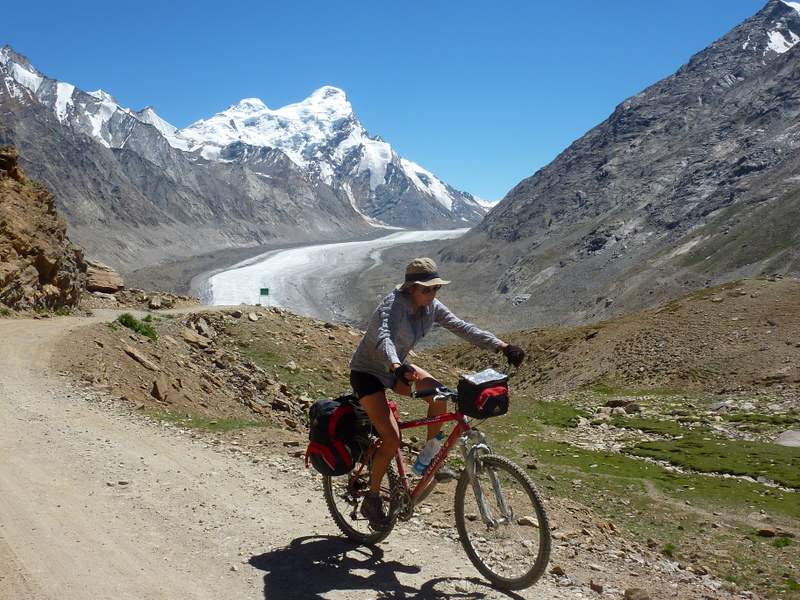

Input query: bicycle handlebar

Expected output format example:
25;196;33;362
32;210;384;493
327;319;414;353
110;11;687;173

411;385;457;400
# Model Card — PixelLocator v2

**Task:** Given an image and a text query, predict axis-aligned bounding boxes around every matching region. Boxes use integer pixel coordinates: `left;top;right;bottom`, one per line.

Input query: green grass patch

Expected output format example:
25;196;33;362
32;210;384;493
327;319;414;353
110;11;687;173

723;413;800;427
579;384;678;398
663;542;676;558
491;433;800;525
773;537;792;549
620;427;800;488
115;313;158;341
526;400;590;429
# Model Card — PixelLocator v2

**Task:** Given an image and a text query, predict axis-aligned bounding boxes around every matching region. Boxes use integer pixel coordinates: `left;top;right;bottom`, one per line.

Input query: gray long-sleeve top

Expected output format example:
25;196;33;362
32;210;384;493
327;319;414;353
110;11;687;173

349;289;504;388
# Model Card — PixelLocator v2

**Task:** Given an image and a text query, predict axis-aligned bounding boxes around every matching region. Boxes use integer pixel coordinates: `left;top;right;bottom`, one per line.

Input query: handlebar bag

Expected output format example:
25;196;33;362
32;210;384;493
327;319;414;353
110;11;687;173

457;368;509;418
305;395;358;476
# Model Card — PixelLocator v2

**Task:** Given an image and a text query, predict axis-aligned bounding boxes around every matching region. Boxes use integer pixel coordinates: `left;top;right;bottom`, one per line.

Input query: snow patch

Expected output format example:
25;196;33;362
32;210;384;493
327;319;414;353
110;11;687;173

8;62;43;94
54;82;75;121
782;1;800;16
766;28;800;53
401;158;454;210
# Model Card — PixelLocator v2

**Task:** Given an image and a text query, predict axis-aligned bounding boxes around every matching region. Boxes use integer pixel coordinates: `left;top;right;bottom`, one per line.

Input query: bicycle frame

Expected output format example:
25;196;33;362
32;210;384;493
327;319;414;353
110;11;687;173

355;391;494;512
326;378;552;590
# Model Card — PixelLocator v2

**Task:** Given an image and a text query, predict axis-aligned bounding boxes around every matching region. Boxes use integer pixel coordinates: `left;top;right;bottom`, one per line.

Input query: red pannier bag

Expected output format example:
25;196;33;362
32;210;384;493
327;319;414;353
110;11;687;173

305;395;357;476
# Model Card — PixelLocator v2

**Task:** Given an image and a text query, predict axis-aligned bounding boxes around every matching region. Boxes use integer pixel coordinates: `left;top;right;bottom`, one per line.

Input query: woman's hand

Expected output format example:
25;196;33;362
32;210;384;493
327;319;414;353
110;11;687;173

393;362;417;385
500;344;525;368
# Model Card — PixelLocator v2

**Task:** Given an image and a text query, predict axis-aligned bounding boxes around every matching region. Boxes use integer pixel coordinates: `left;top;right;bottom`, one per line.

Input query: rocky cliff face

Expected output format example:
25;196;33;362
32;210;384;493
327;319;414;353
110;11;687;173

0;146;86;311
439;0;800;329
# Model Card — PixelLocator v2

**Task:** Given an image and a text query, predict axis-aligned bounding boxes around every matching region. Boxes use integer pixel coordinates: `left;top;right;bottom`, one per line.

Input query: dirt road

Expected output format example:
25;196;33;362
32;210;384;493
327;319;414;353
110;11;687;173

1;312;748;600
0;313;566;600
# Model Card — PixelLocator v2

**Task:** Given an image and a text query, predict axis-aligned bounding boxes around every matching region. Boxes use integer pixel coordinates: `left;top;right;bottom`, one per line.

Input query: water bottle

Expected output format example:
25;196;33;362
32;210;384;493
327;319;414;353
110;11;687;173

412;434;442;475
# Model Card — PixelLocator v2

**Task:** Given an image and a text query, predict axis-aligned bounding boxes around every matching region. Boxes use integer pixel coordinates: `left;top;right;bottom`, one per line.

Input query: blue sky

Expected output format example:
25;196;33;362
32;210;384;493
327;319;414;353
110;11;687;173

6;1;771;202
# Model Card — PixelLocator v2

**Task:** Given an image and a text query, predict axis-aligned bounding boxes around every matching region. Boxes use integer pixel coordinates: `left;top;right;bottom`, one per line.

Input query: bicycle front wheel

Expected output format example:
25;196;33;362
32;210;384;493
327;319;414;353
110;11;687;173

323;453;399;546
454;454;551;590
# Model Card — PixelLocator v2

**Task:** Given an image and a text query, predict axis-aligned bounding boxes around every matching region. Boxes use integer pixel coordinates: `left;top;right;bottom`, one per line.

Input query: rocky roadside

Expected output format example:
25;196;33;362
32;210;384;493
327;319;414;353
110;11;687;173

88;392;752;600
43;299;773;599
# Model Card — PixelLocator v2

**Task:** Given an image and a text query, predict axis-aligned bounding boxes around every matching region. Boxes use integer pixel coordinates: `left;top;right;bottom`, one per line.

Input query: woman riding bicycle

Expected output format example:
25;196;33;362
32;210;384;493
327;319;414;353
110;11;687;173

349;257;525;530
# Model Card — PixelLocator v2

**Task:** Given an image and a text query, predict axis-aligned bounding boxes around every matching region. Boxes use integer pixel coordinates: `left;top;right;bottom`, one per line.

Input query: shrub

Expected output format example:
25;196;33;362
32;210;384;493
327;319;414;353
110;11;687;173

116;313;158;341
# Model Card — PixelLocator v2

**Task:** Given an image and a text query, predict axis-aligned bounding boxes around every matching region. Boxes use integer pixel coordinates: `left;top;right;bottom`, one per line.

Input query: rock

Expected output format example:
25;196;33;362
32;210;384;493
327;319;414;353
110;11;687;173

182;328;213;348
151;376;170;402
123;344;160;371
0;147;25;180
193;317;215;338
757;527;794;538
85;260;124;293
606;400;629;408
775;430;800;447
624;588;651;600
92;291;118;302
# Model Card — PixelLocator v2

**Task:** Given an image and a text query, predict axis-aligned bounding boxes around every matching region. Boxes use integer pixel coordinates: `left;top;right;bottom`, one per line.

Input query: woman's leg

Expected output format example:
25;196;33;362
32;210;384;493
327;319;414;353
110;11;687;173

358;390;400;493
392;364;445;441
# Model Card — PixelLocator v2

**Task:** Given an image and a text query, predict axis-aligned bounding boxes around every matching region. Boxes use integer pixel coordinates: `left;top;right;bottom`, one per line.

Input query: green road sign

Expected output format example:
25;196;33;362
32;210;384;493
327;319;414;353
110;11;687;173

260;288;270;296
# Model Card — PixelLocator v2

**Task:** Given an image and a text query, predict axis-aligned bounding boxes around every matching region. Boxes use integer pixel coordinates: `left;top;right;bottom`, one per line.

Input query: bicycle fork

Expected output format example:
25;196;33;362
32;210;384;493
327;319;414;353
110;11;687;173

460;429;512;529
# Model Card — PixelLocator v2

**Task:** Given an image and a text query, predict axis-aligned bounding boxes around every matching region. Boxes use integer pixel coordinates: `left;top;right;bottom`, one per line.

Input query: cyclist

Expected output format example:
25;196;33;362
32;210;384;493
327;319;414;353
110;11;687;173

349;257;525;530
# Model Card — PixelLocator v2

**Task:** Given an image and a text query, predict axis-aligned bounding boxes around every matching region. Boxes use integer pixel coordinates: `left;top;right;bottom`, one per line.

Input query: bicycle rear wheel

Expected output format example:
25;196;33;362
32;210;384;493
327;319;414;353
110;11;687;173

323;446;399;545
454;454;551;590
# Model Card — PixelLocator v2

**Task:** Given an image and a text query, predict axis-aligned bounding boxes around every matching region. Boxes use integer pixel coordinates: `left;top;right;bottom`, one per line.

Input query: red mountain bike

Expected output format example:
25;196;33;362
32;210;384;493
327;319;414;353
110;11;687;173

321;376;551;591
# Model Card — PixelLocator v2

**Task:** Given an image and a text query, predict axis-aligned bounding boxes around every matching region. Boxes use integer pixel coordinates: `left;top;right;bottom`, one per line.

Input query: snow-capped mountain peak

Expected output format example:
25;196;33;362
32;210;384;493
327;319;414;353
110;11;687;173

168;85;484;218
2;45;487;229
87;89;119;104
172;86;357;167
135;106;179;138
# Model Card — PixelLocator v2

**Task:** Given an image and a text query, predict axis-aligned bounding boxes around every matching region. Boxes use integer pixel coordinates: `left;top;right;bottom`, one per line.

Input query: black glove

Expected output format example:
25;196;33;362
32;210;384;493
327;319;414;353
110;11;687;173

393;363;416;386
503;345;525;368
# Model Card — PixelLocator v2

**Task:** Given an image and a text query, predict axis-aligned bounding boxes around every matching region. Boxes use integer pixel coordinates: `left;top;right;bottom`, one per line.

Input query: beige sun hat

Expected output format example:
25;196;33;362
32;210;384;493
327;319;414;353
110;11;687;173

396;257;451;291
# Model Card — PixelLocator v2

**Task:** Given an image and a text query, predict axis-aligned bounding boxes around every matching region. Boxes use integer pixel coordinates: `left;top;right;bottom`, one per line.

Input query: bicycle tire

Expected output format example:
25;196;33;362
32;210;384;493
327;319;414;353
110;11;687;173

454;454;551;590
323;448;399;545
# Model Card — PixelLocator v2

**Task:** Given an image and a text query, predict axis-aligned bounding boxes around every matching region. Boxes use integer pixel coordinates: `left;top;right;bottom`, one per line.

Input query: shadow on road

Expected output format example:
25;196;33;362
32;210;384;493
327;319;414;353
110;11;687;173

249;535;522;599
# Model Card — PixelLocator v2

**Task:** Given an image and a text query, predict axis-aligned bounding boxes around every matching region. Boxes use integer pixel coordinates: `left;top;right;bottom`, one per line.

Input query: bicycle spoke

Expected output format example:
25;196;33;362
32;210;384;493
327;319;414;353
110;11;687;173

323;450;398;545
454;454;550;590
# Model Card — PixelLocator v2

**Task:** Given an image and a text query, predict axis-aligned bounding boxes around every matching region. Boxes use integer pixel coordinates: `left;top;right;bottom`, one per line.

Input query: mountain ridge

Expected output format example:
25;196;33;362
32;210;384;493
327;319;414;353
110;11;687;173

433;0;800;330
0;46;484;276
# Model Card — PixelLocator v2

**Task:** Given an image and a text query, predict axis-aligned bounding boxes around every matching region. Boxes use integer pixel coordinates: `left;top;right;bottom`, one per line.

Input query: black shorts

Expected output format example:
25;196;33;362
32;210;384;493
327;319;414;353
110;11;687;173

350;370;386;399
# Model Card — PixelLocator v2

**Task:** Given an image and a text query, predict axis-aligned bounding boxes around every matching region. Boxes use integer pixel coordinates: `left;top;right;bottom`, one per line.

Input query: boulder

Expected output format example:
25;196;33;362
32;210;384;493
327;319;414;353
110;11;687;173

85;260;124;293
775;430;800;447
